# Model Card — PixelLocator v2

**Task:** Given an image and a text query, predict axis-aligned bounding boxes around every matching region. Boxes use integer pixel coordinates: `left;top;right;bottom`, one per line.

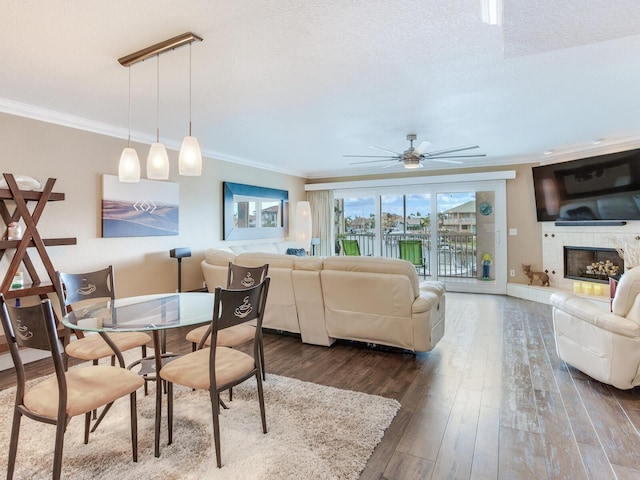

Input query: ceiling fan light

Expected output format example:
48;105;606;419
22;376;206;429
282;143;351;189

118;147;140;182
147;142;170;180
179;135;202;175
404;159;422;169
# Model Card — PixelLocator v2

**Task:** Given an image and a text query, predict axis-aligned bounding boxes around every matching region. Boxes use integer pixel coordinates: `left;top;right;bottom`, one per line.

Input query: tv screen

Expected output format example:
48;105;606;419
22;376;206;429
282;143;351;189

532;148;640;222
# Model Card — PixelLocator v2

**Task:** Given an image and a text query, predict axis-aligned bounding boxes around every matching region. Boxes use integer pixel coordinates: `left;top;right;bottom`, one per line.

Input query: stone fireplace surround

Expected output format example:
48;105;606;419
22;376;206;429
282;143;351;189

507;221;640;305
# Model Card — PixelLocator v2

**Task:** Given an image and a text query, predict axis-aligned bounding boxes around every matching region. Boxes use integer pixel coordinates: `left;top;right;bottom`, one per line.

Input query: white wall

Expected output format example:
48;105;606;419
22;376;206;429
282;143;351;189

0;113;306;297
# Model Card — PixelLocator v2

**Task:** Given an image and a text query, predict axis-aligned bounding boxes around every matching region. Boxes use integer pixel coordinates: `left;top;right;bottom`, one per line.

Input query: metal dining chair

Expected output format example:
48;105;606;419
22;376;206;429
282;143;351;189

0;294;144;480
55;266;152;426
185;262;269;383
160;278;270;467
55;266;152;370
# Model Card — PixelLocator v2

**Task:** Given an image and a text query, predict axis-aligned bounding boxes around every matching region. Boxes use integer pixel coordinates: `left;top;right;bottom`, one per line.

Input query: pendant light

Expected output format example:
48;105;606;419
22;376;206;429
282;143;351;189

179;42;202;176
118;33;203;180
147;53;170;180
118;66;140;182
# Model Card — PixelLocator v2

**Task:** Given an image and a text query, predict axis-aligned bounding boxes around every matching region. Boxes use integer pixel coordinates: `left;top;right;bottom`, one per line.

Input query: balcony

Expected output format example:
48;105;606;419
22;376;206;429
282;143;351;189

338;232;477;278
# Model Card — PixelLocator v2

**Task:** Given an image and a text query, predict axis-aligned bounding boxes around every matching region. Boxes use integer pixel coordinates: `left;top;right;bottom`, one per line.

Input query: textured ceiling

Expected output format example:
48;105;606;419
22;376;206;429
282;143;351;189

2;0;640;178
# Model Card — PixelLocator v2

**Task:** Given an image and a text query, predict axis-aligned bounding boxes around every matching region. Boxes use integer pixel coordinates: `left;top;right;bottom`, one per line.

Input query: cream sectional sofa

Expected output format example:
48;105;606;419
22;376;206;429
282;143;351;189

201;242;445;352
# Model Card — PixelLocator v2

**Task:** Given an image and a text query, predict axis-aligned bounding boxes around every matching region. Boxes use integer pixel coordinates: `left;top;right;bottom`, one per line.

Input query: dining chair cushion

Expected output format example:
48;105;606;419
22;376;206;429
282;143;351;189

23;365;145;418
64;332;151;361
185;324;256;348
160;347;254;390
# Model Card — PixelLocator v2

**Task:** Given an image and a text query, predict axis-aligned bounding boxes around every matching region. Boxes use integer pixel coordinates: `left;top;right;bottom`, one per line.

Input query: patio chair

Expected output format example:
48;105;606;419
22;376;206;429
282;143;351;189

399;239;426;278
0;295;144;480
159;278;270;467
341;239;361;256
185;262;269;383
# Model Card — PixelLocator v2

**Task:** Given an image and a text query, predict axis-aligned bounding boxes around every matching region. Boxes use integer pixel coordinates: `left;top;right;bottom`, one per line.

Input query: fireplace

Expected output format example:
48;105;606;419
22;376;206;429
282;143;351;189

564;246;623;284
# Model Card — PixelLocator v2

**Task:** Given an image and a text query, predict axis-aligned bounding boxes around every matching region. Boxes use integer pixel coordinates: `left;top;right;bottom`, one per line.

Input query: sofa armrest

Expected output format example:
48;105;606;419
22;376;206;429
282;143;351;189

551;292;639;338
550;292;608;324
412;291;439;314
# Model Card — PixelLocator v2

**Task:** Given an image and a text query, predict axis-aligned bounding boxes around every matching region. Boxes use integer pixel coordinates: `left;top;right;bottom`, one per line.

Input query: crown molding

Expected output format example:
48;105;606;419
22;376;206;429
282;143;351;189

0;98;304;177
537;136;640;165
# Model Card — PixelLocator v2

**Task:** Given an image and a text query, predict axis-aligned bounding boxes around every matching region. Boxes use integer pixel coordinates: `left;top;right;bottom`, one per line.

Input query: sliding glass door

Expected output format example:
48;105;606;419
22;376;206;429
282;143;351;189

334;179;507;294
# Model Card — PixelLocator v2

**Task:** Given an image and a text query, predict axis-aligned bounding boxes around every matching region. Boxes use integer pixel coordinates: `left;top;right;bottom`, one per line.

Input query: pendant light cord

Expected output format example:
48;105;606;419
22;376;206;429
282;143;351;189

156;53;160;143
127;66;132;147
188;42;193;136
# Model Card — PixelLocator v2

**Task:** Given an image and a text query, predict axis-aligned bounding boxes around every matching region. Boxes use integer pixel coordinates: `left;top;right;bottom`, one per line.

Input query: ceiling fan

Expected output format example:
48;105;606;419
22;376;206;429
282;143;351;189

344;134;486;169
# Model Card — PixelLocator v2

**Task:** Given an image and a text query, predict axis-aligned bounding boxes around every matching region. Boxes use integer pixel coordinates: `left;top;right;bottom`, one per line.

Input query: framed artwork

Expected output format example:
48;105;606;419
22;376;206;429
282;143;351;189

102;174;179;237
223;181;288;240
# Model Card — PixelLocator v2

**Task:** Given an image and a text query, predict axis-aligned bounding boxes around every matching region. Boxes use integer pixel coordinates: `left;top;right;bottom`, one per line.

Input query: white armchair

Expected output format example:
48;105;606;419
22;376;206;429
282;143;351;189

550;267;640;390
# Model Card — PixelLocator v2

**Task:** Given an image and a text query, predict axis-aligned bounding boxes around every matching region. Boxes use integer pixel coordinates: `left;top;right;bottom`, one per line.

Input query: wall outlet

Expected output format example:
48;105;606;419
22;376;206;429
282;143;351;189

509;228;518;236
510;269;516;277
202;281;207;289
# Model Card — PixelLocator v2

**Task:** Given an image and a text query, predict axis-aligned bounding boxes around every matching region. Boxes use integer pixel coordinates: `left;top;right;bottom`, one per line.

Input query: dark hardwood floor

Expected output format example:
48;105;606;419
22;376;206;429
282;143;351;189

2;292;640;479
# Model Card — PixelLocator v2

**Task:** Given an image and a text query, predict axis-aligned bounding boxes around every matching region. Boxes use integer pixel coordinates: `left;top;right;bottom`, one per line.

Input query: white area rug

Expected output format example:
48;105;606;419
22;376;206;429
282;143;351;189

0;372;400;479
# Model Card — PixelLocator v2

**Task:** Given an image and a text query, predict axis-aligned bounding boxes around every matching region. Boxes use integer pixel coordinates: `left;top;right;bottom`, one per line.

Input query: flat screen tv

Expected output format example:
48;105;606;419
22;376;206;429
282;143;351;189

532;148;640;222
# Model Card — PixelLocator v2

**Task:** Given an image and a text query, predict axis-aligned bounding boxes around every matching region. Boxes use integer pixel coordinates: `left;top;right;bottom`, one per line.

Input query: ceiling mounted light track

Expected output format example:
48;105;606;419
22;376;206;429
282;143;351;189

117;32;203;182
118;32;203;67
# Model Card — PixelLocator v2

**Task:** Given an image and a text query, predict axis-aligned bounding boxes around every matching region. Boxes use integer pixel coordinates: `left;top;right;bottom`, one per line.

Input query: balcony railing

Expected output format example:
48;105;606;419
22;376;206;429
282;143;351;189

339;232;477;278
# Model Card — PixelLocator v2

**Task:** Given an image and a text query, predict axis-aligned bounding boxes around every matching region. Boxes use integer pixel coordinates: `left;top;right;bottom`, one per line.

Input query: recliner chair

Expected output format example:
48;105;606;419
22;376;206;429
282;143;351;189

550;267;640;390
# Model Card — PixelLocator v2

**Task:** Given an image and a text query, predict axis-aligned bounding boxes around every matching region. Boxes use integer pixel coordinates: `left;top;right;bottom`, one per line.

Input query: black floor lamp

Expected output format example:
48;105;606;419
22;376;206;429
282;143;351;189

170;247;191;292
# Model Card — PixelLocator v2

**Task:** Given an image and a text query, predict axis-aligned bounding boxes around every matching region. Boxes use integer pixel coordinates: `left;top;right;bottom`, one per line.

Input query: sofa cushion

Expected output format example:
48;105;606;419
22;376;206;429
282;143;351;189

624;294;640;326
322;256;420;298
204;248;235;266
612;267;640;317
295;256;324;271
235;252;297;269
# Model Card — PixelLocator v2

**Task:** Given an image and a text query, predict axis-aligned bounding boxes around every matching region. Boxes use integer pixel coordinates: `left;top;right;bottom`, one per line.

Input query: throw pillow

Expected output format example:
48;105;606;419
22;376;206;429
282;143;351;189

286;248;307;256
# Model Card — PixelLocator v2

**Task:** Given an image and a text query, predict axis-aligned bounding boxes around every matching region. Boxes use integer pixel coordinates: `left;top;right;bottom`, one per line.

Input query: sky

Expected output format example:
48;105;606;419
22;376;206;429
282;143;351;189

342;192;476;218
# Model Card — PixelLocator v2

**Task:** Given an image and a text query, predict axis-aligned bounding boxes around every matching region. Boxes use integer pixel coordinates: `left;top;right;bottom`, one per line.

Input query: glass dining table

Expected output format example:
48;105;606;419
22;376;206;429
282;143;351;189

62;291;215;458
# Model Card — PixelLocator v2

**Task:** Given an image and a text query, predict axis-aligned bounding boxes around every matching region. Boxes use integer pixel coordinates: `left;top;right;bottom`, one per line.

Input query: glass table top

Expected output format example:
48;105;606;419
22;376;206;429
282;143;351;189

62;292;215;332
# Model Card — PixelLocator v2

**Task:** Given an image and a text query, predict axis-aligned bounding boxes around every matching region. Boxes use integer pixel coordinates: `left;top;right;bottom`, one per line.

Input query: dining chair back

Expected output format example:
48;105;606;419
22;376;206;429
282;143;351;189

57;266;115;306
398;239;426;277
186;262;269;386
0;294;144;480
159;278;271;467
227;262;269;289
341;238;361;256
55;266;151;368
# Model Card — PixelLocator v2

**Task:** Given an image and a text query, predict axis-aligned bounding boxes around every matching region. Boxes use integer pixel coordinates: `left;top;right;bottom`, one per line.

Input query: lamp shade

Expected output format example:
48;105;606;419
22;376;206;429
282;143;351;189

295;201;312;252
147;142;170;180
179;135;202;175
118;147;140;182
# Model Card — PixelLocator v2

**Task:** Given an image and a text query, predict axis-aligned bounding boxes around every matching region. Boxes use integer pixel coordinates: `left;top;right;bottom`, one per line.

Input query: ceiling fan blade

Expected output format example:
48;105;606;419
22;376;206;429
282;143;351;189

427;153;487;159
369;145;402;156
343;154;398;158
348;158;399;165
381;161;404;169
425;158;464;165
425;144;480;157
414;140;432;155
